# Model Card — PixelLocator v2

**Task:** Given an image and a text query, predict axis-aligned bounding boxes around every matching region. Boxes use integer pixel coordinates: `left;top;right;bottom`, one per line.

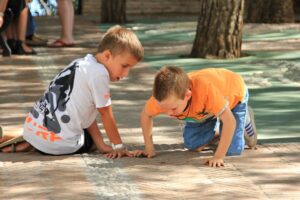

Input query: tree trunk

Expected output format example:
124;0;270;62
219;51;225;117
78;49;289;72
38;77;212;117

294;0;300;22
191;0;244;59
245;0;295;23
101;0;127;23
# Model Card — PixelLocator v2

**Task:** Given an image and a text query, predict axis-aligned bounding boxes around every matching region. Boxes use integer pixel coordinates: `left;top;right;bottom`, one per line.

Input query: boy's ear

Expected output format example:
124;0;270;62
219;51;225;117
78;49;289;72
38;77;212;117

185;89;192;99
185;89;192;100
102;49;112;61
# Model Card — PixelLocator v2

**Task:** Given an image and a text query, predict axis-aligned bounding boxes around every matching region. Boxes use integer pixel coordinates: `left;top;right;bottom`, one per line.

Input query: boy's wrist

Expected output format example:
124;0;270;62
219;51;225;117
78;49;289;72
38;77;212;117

111;143;126;150
145;145;155;153
0;12;4;17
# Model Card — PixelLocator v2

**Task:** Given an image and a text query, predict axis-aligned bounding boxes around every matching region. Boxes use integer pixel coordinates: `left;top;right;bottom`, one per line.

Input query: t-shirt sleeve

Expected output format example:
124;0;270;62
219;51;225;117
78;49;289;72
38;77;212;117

145;96;164;116
205;84;229;117
89;75;111;108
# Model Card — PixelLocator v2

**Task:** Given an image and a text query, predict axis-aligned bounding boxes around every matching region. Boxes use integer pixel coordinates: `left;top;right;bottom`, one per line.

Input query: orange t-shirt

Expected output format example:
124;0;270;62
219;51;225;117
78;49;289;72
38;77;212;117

145;68;245;122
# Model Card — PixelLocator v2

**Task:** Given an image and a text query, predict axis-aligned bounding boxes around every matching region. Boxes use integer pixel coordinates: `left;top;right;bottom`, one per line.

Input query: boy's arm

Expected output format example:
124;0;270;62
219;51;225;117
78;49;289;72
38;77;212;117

140;106;156;158
98;106;131;158
86;120;112;153
98;106;122;145
205;107;236;167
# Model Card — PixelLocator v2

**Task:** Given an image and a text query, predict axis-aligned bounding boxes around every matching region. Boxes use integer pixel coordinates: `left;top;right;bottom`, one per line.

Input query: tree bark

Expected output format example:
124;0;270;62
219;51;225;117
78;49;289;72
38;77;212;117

101;0;127;23
245;0;295;23
191;0;244;59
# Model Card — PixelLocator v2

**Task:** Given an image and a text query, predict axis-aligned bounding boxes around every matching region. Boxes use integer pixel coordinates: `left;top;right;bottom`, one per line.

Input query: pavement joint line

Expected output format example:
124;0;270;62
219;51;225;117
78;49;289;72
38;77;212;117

81;154;143;200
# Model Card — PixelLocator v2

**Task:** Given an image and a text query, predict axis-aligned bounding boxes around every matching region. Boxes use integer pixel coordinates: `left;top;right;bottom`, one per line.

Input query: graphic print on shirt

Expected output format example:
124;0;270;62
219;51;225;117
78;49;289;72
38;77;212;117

30;62;79;134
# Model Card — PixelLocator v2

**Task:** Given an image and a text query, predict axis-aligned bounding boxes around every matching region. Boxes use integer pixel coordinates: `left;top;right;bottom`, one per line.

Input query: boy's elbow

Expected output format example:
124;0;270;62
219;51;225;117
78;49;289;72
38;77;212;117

141;107;152;121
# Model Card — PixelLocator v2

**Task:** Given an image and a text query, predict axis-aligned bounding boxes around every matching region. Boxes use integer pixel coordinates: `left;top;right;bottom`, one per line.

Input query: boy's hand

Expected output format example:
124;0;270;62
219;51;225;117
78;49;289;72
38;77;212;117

104;149;132;159
132;149;156;158
99;143;113;153
204;156;224;167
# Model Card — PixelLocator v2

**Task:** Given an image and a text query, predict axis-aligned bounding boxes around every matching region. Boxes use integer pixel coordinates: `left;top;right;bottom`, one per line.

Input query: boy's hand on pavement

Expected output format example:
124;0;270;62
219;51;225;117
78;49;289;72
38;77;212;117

132;149;156;158
204;156;225;167
104;149;132;159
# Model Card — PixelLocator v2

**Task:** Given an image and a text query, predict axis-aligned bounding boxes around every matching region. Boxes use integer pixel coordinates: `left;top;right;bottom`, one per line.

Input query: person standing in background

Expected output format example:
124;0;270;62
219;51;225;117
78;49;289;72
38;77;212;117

48;0;74;47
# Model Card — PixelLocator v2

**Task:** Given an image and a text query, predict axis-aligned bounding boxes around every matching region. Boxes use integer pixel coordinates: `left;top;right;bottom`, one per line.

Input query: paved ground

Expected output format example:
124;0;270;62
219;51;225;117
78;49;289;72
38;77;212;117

0;16;300;200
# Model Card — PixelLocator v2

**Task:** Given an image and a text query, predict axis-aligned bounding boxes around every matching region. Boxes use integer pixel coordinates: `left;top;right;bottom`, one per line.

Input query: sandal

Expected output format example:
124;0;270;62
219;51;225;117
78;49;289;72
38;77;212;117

14;40;37;55
0;126;2;138
26;34;48;47
47;39;74;48
11;143;16;153
0;135;25;149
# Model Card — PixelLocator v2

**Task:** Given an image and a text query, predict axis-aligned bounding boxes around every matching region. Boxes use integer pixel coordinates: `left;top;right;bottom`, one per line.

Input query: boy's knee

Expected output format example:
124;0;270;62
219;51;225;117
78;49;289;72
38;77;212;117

184;140;196;151
226;147;243;156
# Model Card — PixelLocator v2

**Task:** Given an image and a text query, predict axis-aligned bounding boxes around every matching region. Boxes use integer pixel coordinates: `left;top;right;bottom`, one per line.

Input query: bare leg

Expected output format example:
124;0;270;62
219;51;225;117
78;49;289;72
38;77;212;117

17;7;34;52
0;130;33;153
58;0;74;44
0;134;14;143
1;142;33;153
5;18;16;40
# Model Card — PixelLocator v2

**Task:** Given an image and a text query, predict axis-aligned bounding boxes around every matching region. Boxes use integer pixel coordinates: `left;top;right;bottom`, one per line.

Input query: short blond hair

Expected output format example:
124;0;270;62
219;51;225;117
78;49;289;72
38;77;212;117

97;25;144;61
153;66;190;101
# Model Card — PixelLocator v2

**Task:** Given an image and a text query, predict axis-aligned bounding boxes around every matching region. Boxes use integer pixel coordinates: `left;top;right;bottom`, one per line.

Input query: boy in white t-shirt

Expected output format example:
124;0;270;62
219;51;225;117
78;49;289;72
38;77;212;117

0;25;144;157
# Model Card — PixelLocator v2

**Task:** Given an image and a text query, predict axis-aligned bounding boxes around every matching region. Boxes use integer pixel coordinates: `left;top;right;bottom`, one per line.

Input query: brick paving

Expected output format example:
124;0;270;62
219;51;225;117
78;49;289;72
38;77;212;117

0;16;299;200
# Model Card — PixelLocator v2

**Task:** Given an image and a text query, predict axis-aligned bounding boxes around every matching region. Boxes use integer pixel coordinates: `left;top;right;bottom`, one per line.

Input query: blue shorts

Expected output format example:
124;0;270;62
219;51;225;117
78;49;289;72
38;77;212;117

183;89;249;156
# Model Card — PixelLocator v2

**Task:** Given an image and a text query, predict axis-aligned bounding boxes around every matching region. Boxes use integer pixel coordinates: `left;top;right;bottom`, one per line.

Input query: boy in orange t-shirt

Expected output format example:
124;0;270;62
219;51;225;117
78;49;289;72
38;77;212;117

134;66;257;167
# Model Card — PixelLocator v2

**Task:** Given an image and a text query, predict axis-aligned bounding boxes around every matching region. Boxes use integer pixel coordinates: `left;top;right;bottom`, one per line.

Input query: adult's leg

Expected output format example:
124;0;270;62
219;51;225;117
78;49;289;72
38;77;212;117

16;6;36;54
58;0;74;44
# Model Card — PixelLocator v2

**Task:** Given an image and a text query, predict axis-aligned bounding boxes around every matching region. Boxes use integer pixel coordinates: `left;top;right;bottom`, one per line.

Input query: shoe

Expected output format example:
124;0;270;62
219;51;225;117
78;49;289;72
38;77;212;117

0;135;25;152
26;34;48;47
47;39;74;48
244;106;258;148
14;40;37;55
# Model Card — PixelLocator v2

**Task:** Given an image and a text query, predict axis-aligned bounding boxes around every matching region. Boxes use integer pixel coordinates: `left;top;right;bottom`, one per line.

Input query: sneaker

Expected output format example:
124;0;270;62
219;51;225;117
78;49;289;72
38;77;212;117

244;106;257;148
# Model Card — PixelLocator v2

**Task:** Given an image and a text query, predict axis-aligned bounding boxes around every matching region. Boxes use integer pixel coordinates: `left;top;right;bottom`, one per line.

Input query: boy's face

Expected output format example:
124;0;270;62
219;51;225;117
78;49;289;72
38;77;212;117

104;50;138;82
156;90;191;118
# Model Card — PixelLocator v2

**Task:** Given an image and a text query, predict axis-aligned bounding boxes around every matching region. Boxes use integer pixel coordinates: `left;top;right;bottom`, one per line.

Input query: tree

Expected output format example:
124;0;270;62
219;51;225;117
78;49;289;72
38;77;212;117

191;0;245;59
101;0;127;23
245;0;295;23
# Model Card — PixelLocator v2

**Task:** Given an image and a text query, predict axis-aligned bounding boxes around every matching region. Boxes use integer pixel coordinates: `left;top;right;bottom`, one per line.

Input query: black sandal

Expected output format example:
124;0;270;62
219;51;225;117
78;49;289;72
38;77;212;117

11;143;16;153
14;40;37;55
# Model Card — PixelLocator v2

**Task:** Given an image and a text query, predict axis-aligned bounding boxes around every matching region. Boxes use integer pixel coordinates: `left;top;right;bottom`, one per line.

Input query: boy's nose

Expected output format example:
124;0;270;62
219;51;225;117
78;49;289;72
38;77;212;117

122;69;130;77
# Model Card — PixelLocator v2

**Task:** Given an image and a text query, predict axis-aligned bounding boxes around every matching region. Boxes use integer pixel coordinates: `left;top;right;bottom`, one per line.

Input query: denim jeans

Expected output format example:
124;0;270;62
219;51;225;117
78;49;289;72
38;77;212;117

183;89;249;156
26;10;36;37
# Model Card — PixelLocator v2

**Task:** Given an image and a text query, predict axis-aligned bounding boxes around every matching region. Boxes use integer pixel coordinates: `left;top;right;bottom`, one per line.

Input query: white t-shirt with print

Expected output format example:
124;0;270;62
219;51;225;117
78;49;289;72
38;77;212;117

23;54;111;155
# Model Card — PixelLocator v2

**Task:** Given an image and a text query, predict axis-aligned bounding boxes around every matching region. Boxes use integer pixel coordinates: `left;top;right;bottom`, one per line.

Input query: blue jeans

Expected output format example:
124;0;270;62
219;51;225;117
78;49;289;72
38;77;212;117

183;89;249;156
26;10;36;37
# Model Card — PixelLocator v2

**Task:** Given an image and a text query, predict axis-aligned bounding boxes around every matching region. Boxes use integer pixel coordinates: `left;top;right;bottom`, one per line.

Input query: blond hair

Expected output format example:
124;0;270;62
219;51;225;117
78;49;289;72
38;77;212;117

97;25;144;61
153;66;190;101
